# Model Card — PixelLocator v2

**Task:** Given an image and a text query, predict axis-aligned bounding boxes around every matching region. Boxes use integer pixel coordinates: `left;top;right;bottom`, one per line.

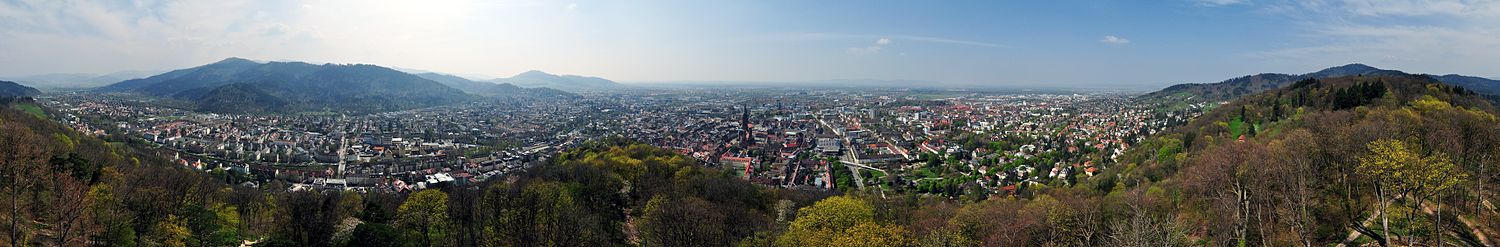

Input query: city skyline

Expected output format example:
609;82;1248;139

2;0;1498;88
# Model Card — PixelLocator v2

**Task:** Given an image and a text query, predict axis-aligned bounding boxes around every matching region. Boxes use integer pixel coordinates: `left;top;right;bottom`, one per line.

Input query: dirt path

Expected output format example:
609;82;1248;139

1419;202;1494;247
1337;210;1381;247
1342;200;1500;247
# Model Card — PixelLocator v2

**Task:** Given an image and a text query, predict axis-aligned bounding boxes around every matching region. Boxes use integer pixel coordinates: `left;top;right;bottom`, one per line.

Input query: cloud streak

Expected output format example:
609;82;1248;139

847;38;891;55
1193;0;1247;7
1100;35;1130;45
1228;0;1500;75
753;32;1007;48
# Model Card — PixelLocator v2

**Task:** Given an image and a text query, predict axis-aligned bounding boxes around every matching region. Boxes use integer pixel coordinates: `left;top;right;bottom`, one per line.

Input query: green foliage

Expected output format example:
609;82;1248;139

832;163;854;191
146;215;191;247
185;203;242;247
916;228;975;247
11;102;45;119
1101;74;1500;246
474;141;775;246
1227;116;1244;138
397;189;450;247
1359;138;1468;197
1153;137;1183;165
346;223;403;247
1331;81;1387;110
777;196;907;247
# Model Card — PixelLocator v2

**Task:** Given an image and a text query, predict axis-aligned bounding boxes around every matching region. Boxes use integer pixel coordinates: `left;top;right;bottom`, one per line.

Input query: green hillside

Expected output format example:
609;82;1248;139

99;58;473;114
1113;74;1498;246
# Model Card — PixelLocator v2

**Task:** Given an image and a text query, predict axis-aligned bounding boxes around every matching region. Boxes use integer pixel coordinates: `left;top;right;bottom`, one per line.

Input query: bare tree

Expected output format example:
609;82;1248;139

49;173;93;246
0;124;51;245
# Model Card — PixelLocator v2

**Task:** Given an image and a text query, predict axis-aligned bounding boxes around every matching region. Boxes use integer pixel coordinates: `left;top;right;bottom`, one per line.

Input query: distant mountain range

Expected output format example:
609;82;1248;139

487;70;621;92
633;79;961;89
1;70;158;90
413;72;579;99
0;80;41;98
1144;64;1500;101
99;58;474;114
95;58;586;114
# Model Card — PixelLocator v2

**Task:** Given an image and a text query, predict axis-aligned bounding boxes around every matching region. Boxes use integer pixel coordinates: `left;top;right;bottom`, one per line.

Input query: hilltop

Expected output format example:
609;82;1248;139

487;70;621;92
413;72;580;99
99;58;473;114
0;80;40;98
1143;63;1500;102
1;71;157;90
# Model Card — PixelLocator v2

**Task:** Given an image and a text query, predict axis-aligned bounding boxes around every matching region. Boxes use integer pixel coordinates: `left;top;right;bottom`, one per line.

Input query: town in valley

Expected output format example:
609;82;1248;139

37;87;1206;198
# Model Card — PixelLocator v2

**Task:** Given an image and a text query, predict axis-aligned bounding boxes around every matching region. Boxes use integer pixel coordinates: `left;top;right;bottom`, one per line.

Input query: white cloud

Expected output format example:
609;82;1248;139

1331;0;1500;17
847;37;894;55
1193;0;1247;7
567;3;578;11
1231;0;1500;75
1100;35;1130;45
749;32;1005;48
1247;24;1500;74
890;35;1006;48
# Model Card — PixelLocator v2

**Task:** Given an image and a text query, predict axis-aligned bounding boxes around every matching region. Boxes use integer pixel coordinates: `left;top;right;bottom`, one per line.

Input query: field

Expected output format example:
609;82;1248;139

11;102;45;118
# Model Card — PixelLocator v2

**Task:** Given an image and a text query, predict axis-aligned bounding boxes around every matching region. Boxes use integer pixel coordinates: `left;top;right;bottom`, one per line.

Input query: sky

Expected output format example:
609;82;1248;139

1;0;1497;89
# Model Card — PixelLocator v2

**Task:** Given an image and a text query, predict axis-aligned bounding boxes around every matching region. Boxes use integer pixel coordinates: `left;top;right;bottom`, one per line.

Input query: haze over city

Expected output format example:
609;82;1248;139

3;0;1499;88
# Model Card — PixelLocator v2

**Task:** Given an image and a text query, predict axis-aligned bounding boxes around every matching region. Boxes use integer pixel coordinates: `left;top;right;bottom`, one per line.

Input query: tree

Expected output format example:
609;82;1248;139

346;223;404;247
146;215;191;247
1265;131;1320;246
831;222;910;247
397;189;450;247
777;196;888;246
640;195;730;246
1357;139;1412;247
444;187;480;247
185;203;241;247
915;228;974;247
88;181;138;247
1181;141;1267;246
1108;205;1187;247
48;172;93;246
275;190;343;246
948;198;1040;245
0;124;50;246
1357;138;1466;246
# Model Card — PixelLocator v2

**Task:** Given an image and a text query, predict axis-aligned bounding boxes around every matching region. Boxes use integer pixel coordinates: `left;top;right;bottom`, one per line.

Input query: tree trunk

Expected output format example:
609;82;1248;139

422;216;432;247
1297;180;1313;247
1434;200;1442;247
1407;197;1416;247
9;190;19;247
1377;183;1390;247
1235;181;1250;246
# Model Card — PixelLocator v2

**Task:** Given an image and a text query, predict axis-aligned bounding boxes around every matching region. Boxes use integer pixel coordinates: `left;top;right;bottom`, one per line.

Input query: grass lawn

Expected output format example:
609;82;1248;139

12;103;45;119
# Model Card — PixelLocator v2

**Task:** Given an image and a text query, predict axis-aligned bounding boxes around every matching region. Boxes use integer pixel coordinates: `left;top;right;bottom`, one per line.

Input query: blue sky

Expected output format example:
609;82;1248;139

1;0;1497;89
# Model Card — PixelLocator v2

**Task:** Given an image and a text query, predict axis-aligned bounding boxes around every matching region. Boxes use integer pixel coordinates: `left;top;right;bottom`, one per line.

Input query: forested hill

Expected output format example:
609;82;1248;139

0;80;40;98
486;70;622;93
1142;63;1500;102
1112;74;1500;246
2;99;248;246
98;58;473;114
413;72;581;100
